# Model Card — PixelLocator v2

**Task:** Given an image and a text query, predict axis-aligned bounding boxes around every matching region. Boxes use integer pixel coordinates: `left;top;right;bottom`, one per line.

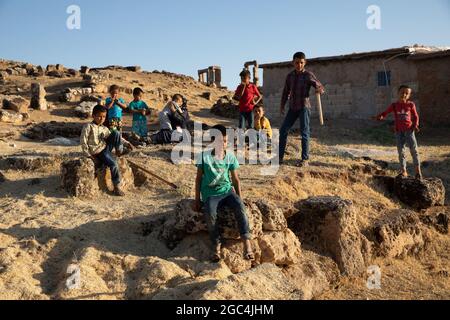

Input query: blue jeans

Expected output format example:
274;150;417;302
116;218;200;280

279;107;311;162
95;130;123;186
203;191;251;246
239;111;254;130
396;130;420;170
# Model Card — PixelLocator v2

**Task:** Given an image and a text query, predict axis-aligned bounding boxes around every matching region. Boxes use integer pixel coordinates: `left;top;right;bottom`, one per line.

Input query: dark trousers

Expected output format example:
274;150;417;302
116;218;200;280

95;131;123;186
203;191;251;246
279;107;311;162
239;111;254;130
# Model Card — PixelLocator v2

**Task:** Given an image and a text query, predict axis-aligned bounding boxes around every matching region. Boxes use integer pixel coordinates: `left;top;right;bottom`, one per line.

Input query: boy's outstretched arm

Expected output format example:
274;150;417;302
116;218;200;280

374;104;394;120
230;170;242;198
193;167;203;212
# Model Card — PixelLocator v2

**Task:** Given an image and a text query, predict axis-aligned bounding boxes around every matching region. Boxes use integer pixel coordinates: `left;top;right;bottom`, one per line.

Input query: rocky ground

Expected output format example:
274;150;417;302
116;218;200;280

0;59;449;300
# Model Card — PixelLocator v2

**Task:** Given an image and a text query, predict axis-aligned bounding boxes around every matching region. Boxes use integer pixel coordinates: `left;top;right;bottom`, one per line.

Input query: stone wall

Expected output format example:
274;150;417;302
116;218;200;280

261;57;421;127
415;55;450;126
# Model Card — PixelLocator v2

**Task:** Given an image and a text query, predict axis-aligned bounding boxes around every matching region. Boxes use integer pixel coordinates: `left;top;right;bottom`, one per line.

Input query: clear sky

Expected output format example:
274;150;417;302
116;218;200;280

0;0;449;88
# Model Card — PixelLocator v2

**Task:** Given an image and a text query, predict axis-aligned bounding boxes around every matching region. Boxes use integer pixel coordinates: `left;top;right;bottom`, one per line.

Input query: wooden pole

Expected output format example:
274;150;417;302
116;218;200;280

127;160;178;189
316;92;324;126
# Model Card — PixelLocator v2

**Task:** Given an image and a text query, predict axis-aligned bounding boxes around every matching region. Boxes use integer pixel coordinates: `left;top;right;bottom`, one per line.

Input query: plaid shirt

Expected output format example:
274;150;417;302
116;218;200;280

281;69;324;111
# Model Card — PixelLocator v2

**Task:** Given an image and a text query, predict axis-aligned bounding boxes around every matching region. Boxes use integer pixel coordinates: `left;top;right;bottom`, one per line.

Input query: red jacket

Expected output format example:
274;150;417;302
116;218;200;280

378;101;419;132
235;83;261;113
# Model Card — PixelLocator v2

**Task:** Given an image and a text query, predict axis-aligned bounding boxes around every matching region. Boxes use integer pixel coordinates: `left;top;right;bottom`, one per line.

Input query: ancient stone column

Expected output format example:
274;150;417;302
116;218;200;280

30;83;48;111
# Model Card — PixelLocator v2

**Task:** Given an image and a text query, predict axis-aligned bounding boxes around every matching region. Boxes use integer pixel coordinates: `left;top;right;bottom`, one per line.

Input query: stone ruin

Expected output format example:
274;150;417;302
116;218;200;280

198;66;222;88
210;95;240;119
243;60;260;87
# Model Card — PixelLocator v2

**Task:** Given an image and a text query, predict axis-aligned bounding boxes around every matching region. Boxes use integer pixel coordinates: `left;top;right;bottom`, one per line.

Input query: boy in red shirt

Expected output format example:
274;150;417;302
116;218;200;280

233;69;262;130
375;85;422;179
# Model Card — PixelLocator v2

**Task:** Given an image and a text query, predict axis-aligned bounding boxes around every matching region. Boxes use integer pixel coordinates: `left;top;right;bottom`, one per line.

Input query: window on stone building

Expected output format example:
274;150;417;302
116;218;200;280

377;71;391;86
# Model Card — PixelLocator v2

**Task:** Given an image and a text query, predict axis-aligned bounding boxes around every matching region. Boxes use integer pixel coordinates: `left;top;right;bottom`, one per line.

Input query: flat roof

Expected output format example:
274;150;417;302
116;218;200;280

260;45;450;69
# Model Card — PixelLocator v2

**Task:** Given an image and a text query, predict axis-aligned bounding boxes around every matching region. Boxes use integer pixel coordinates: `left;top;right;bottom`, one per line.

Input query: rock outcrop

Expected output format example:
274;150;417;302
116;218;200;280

371;209;428;258
60;158;99;198
288;196;371;277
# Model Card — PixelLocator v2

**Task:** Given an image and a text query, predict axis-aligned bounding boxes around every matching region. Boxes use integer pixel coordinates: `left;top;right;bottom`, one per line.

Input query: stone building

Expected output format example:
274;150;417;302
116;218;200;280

259;45;450;126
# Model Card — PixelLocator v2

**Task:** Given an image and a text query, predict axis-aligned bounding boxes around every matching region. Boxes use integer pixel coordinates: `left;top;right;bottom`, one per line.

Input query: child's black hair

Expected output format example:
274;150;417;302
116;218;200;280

211;124;227;137
133;87;144;96
109;84;120;93
92;104;107;116
293;52;306;60
398;84;412;92
172;94;183;102
239;69;251;78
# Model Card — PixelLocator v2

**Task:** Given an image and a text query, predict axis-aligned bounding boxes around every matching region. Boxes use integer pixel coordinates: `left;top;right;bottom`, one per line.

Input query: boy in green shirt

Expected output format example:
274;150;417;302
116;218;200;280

193;125;254;262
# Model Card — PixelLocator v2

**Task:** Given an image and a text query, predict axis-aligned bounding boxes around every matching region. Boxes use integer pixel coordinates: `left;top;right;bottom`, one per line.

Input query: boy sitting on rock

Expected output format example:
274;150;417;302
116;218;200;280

80;105;133;196
193;124;254;262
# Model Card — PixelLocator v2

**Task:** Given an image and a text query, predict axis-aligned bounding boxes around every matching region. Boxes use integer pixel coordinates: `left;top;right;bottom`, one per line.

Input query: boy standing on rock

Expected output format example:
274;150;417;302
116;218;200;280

105;84;128;131
193;125;254;262
279;52;325;167
374;85;422;179
80;105;133;196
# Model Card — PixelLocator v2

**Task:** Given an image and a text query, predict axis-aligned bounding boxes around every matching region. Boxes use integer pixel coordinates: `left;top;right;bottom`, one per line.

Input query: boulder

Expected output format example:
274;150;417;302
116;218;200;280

2;95;29;113
289;196;371;277
97;158;135;192
394;176;445;209
160;198;263;248
0;155;55;171
254;199;288;231
210;96;239;119
0;110;24;123
30;83;47;110
126;66;141;72
23;122;84;141
47;70;65;78
75;101;97;119
198;264;299;300
257;229;301;265
60;158;99;198
221;239;261;273
420;206;449;234
80;66;90;74
372;209;427;258
282;250;340;300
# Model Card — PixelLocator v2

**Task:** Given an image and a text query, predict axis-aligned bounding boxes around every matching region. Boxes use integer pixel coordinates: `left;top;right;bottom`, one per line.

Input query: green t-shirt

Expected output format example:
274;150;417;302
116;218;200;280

195;150;240;201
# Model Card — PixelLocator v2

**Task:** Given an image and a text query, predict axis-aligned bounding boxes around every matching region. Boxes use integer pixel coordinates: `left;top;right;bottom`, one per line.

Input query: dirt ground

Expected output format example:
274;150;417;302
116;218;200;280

0;64;449;300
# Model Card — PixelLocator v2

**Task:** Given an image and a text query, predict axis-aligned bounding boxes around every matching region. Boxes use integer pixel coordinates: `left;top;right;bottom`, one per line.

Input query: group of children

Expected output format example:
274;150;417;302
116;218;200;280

80;51;423;262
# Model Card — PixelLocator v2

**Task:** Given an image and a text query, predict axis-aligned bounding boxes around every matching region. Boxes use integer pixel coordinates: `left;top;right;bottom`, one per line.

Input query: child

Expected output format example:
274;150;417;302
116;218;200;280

254;105;273;141
105;85;127;131
193;125;254;262
233;69;262;130
375;85;422;179
279;52;324;167
80;105;133;196
129;87;150;139
151;94;185;144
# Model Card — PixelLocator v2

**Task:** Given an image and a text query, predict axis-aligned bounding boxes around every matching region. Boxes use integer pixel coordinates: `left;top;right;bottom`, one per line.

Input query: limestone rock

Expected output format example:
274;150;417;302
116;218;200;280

372;209;427;258
394;176;445;209
254;199;288;231
258;229;301;265
289;196;371;276
97;158;134;192
0;155;55;171
30;83;47;110
210;96;239;119
198;264;299;300
75;101;97;119
23;122;84;141
2;95;29;113
0;110;24;123
221;239;261;274
420;206;449;234
60;158;99;198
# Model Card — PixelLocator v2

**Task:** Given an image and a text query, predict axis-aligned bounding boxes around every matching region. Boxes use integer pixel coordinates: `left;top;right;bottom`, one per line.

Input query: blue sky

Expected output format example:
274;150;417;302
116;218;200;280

0;0;449;87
